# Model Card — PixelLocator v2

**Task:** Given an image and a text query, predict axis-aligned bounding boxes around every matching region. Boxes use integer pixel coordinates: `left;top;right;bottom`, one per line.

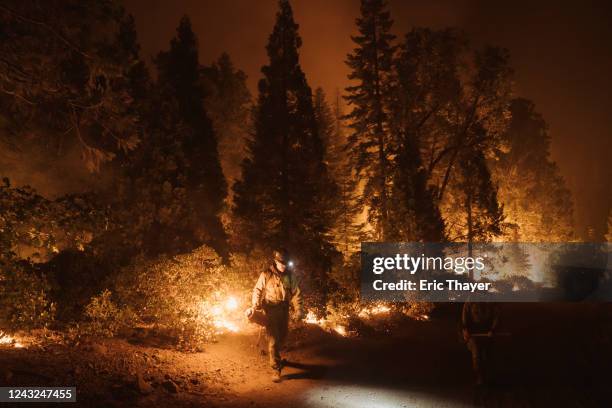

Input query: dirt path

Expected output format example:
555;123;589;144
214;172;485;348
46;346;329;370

1;304;611;407
166;303;612;407
207;318;475;408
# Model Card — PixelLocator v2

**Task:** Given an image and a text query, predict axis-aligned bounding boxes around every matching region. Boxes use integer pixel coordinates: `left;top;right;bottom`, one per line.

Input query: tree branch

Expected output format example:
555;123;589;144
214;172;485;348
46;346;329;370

0;4;92;60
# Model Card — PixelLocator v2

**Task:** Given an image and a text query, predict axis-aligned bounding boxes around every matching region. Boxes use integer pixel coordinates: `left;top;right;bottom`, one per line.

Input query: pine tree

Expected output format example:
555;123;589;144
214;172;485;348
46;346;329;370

494;98;574;241
387;29;459;242
460;146;505;244
313;88;361;256
201;53;252;195
130;16;228;257
431;46;512;203
345;0;396;240
440;134;504;279
233;0;336;297
313;88;335;156
419;46;512;254
389;134;445;242
440;136;506;249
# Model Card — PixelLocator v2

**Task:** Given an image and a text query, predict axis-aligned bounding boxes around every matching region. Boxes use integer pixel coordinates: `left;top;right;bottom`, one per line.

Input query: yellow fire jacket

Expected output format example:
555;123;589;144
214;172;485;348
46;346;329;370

252;265;303;315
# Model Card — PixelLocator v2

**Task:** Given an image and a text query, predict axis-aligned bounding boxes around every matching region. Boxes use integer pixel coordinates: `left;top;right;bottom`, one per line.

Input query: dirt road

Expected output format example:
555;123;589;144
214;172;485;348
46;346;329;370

210;303;612;408
1;303;611;407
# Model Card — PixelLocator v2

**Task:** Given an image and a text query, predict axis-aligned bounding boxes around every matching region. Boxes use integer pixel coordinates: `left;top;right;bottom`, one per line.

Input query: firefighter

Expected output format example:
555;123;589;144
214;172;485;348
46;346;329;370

246;248;304;382
462;301;501;386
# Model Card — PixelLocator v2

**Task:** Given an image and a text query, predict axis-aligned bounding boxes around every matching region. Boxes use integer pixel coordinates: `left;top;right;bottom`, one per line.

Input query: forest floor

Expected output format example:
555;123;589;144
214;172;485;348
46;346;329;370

1;303;612;408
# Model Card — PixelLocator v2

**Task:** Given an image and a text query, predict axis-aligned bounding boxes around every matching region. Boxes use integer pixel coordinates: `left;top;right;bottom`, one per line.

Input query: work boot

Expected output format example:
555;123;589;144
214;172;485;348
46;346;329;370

271;368;282;383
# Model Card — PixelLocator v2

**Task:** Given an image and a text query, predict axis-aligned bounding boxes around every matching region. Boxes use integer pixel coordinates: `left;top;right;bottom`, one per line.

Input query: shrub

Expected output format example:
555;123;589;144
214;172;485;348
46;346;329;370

0;262;55;330
81;289;136;338
113;246;254;349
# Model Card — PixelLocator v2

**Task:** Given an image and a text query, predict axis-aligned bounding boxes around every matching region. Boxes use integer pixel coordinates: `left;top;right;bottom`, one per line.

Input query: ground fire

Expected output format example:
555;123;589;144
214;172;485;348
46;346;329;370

199;293;249;334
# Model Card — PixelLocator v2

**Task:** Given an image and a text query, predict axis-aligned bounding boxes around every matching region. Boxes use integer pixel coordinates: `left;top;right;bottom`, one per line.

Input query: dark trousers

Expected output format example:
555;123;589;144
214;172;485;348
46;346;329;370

264;302;289;370
467;336;492;383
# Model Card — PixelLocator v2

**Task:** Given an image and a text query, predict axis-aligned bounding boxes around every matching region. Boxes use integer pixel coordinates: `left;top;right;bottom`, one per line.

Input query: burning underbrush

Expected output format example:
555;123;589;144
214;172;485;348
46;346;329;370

0;332;26;349
74;246;258;350
0;329;63;350
1;245;434;351
78;246;434;348
198;292;256;335
302;301;433;337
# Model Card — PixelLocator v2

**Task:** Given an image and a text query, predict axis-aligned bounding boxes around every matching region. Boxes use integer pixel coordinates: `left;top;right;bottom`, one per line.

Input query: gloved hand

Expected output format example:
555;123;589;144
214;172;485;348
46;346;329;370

245;307;254;319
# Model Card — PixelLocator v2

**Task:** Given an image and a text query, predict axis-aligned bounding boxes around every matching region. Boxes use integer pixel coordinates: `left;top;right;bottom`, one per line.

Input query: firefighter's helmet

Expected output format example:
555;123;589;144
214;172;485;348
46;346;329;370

273;248;289;265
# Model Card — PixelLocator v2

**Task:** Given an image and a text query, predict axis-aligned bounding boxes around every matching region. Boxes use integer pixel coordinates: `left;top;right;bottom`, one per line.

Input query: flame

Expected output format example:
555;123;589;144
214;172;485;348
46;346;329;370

200;294;245;334
225;296;238;311
334;325;347;336
0;333;25;349
303;310;349;337
214;319;239;333
358;303;391;318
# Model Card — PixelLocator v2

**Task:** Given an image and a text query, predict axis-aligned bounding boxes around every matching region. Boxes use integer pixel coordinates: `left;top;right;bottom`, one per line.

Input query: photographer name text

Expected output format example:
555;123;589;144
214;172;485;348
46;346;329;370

372;279;492;292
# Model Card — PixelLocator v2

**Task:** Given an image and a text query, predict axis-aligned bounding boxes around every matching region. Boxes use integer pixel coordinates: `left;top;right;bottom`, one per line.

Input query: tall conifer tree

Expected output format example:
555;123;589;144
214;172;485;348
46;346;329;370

345;0;396;240
233;1;335;295
147;16;228;257
314;88;361;256
494;98;574;241
387;29;457;242
200;53;252;195
435;47;511;250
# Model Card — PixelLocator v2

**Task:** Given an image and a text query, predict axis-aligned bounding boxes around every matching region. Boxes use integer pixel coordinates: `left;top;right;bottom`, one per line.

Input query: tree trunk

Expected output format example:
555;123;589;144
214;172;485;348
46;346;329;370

466;187;474;280
372;15;387;241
